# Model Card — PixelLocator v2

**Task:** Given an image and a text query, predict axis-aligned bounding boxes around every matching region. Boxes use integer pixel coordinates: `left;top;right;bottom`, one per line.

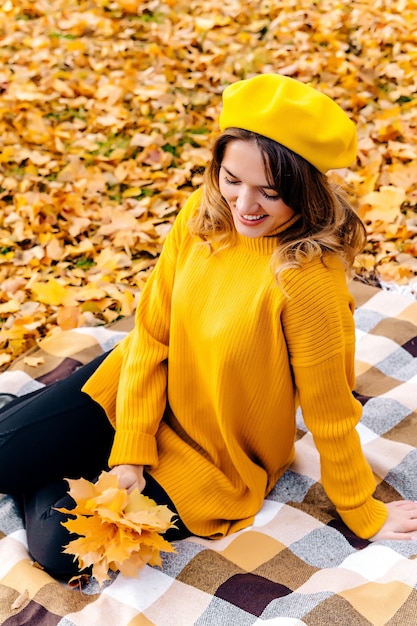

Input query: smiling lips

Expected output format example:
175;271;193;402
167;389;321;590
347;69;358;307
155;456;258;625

240;214;267;223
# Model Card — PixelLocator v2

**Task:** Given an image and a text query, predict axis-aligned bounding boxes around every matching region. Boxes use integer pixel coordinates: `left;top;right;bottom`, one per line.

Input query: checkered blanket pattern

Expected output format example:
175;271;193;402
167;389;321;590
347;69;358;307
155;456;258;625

1;281;417;626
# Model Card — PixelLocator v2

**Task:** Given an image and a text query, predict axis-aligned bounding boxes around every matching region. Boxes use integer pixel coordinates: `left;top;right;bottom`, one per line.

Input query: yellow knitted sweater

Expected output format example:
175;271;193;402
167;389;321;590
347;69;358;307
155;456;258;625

83;188;387;539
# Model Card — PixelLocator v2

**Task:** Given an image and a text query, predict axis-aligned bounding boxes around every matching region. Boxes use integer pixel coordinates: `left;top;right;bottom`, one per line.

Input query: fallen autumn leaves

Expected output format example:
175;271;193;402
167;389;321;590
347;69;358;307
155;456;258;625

0;0;416;367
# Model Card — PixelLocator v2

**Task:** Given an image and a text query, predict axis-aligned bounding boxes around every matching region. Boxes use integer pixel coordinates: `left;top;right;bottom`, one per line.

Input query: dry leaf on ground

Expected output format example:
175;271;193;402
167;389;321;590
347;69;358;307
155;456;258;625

0;0;416;365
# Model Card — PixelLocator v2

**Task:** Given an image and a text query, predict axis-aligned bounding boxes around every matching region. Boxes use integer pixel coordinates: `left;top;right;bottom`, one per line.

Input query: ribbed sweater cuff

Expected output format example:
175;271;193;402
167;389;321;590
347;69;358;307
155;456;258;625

337;497;388;539
108;431;158;468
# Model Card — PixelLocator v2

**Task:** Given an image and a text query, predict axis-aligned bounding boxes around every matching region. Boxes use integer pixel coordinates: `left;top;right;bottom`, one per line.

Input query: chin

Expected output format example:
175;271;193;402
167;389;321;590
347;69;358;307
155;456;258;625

240;228;263;238
233;217;265;238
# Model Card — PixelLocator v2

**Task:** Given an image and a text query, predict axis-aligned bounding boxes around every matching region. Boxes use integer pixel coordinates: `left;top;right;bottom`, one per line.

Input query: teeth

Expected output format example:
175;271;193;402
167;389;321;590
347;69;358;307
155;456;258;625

243;214;265;221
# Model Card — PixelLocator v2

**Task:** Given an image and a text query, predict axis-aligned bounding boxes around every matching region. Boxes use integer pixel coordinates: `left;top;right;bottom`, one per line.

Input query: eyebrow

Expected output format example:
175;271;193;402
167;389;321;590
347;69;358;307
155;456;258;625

221;165;276;190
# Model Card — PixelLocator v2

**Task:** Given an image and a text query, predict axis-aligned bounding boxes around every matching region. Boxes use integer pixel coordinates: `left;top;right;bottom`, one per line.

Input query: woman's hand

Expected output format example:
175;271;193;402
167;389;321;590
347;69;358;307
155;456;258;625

370;500;417;541
108;464;146;494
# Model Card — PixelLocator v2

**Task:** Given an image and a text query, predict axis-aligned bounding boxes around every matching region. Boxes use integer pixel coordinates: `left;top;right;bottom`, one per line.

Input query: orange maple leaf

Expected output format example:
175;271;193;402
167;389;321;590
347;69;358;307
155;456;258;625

57;472;177;585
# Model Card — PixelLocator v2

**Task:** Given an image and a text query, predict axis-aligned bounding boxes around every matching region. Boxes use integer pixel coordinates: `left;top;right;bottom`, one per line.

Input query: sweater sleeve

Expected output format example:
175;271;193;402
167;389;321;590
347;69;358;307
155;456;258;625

281;258;387;539
107;188;202;468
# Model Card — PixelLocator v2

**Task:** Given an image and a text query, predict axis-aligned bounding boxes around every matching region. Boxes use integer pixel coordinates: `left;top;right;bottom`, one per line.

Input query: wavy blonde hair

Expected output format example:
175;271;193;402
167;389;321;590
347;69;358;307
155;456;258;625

189;128;366;280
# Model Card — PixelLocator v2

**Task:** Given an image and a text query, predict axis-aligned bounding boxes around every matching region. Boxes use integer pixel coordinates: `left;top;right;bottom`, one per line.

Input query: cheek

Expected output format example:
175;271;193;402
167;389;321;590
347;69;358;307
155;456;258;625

220;189;235;209
218;180;229;200
271;201;293;219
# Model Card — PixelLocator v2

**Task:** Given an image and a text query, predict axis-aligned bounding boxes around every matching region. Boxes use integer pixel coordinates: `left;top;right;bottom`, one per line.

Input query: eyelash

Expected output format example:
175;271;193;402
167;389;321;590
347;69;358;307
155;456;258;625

260;188;280;201
223;176;280;201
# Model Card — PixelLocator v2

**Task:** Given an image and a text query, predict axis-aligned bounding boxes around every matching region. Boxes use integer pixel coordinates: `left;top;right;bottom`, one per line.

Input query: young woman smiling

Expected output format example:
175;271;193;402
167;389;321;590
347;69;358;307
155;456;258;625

1;73;416;580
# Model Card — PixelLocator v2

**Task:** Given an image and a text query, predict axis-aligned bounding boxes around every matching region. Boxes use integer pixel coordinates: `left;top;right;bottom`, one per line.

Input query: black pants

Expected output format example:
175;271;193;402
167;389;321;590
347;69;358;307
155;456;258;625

0;352;189;579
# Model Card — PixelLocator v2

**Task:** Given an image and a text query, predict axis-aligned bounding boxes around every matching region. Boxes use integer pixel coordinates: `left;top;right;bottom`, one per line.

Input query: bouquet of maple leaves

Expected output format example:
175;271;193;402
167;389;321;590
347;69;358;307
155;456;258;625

58;471;177;585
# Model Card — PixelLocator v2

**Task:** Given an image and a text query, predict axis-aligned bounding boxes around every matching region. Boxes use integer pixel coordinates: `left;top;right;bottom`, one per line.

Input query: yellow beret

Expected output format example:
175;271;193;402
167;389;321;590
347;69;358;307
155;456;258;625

219;74;357;173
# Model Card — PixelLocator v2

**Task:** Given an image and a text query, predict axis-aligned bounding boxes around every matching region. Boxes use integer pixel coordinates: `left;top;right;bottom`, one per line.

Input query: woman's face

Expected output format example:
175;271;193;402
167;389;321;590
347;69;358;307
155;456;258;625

219;139;295;238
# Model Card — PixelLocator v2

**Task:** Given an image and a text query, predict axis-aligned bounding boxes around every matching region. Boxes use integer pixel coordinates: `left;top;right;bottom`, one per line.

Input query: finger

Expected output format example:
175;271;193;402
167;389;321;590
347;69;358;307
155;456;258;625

128;475;146;493
119;475;137;490
389;532;417;541
391;500;417;510
405;518;417;531
110;469;134;489
126;481;144;494
372;531;417;541
388;502;409;512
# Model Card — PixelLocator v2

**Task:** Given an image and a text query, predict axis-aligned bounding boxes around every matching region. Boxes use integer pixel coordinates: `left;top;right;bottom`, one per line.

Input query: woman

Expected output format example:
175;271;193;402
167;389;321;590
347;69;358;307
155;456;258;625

1;73;416;579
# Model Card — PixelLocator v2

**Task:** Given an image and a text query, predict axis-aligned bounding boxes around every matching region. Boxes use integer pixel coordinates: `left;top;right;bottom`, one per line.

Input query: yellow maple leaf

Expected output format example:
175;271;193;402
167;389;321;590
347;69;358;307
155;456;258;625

0;299;21;314
31;279;68;306
360;185;406;223
57;472;176;585
57;306;81;330
0;353;12;367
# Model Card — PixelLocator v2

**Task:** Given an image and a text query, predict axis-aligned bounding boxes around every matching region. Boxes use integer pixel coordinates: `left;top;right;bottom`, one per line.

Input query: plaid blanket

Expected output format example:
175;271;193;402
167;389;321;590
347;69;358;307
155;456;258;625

1;281;417;626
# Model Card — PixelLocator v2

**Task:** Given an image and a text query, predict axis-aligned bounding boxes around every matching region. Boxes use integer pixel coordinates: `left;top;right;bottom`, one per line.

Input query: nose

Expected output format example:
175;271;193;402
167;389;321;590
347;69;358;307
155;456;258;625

235;186;259;212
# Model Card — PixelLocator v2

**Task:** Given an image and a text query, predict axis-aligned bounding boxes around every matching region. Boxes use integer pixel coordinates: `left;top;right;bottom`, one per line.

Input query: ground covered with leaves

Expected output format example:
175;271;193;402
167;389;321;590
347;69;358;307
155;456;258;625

0;0;416;366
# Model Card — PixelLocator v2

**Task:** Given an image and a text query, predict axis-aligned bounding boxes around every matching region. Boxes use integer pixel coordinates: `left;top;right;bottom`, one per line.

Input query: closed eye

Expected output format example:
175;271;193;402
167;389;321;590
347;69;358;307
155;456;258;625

222;169;280;200
223;175;239;185
259;188;281;201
